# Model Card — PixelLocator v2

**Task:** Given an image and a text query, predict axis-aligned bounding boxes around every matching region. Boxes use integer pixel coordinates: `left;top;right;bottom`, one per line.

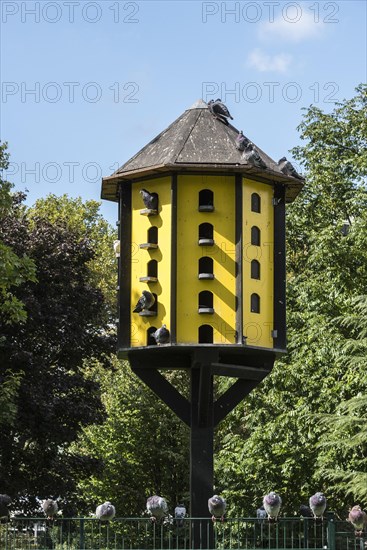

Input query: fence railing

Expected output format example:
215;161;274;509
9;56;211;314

0;514;366;549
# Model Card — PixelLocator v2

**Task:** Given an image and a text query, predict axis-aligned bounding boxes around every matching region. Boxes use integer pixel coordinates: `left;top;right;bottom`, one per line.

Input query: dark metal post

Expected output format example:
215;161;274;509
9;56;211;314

79;518;85;550
190;366;214;549
326;512;336;550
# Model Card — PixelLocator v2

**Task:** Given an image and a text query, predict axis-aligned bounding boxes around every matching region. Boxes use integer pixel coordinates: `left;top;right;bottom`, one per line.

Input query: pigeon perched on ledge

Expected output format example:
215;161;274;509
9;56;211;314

208;99;233;125
133;291;155;313
140;189;158;211
113;240;120;257
263;492;282;520
256;505;267;521
153;325;170;345
96;501;116;521
348;505;367;536
309;492;327;519
174;503;186;528
147;495;168;523
299;504;313;518
278;157;304;180
42;499;58;519
208;494;226;522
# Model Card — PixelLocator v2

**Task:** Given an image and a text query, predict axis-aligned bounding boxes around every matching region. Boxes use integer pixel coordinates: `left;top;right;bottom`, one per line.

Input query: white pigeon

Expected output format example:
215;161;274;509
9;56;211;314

42;499;58;519
146;495;168;523
96;501;116;521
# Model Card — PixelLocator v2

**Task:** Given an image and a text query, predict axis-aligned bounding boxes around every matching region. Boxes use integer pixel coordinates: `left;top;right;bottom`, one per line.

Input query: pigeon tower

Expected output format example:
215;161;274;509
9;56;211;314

101;99;303;547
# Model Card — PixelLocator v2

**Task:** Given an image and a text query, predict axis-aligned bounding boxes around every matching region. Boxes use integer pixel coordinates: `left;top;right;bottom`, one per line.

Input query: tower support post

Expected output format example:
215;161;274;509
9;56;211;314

190;366;214;548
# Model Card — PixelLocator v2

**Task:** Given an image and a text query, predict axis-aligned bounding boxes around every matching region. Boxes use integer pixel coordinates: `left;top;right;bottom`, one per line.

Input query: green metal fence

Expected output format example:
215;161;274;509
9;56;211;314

0;514;365;550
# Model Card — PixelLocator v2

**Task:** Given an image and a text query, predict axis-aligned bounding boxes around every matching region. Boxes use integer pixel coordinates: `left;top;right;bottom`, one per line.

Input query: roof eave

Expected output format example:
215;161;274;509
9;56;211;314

101;163;304;203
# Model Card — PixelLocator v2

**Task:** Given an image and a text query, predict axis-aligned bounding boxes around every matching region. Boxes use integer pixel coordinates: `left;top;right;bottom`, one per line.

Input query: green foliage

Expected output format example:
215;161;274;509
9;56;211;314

0;370;23;427
216;84;367;518
315;296;367;506
75;359;190;516
0;191;115;514
29;194;117;317
0;144;37;325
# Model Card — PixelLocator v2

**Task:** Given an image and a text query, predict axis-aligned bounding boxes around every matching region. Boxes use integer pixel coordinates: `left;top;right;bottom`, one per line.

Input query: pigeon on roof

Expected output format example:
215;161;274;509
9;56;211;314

208;495;226;522
153;325;170;345
235;131;249;152
208;99;233;125
96;502;116;521
101;100;304;204
243;143;267;169
133;291;155;313
278;157;304;180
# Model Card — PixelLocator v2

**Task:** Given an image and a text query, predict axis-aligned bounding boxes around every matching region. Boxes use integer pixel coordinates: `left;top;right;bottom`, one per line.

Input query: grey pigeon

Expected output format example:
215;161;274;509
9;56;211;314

256;505;267;520
309;492;327;519
0;494;11;522
42;499;58;519
263;492;282;520
153;325;170;345
299;504;313;518
133;291;155;313
278;157;304;180
348;505;367;536
96;501;116;521
113;240;120;257
235;131;249;152
242;143;267;169
208;494;226;522
208;99;233;125
140;189;158;211
174;503;186;528
146;495;168;523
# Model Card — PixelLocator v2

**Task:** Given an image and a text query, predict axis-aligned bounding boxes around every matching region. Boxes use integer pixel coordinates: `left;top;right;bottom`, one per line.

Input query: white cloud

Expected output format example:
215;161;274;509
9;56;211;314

259;10;324;43
246;49;292;73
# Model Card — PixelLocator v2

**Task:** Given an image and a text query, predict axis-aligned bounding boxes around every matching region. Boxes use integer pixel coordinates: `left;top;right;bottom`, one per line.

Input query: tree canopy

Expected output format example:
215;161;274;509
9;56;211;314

1;85;366;518
215;84;367;517
0;186;116;514
0;143;36;325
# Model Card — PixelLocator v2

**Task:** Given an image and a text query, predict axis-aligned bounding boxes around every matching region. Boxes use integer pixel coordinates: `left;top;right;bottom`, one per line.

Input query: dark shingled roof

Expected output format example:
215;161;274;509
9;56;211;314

101;99;304;202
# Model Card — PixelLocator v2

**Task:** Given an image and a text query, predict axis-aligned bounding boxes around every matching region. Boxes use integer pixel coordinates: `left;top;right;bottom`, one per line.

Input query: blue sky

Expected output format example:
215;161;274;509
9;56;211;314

1;0;366;225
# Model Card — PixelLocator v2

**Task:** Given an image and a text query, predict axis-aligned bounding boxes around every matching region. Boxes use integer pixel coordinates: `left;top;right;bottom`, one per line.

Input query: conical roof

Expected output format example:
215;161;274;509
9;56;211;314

101;100;304;202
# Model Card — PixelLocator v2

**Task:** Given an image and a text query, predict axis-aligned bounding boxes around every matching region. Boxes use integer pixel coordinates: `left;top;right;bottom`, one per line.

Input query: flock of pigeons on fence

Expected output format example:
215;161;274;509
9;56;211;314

1;492;366;536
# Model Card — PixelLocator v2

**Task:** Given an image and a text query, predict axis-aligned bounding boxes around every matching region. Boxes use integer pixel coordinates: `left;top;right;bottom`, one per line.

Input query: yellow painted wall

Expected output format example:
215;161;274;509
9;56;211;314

131;177;171;346
177;175;236;344
242;179;274;348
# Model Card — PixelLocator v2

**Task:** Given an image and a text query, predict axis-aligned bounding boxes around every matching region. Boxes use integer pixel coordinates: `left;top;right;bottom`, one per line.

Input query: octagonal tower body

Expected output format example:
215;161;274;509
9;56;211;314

102;100;303;364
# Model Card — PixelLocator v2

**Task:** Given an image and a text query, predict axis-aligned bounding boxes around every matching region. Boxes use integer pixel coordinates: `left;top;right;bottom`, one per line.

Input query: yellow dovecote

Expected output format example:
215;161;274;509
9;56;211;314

101;98;303;359
101;99;304;530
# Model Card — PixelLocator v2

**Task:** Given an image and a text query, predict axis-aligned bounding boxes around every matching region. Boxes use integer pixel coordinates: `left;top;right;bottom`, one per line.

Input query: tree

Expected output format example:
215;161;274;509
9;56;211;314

75;360;190;516
316;295;367;506
29;194;117;316
0;192;115;514
215;85;367;517
0;143;36;325
1;144;37;431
